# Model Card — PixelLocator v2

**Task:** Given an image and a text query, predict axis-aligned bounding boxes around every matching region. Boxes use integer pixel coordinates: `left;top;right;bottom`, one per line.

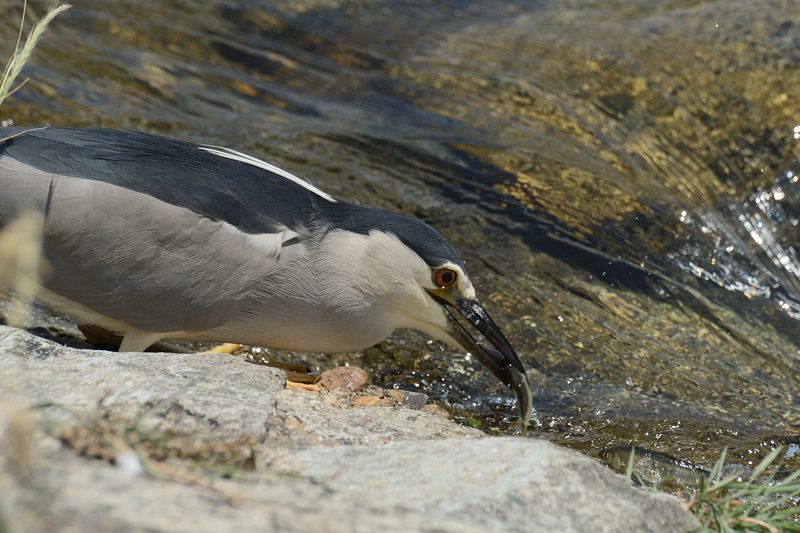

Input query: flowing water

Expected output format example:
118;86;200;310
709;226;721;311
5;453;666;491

3;0;800;474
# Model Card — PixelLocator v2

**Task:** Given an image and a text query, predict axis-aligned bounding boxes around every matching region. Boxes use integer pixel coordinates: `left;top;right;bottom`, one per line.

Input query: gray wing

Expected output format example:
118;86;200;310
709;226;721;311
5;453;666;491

0;126;331;234
0;127;467;270
0;130;306;333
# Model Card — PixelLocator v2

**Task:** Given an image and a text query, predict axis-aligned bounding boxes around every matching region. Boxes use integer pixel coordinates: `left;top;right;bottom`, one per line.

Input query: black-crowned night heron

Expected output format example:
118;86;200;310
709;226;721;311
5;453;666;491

0;126;534;424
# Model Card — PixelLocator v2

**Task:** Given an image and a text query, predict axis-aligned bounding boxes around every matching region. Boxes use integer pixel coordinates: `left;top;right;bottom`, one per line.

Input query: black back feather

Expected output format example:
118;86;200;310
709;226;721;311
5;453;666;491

0;126;465;269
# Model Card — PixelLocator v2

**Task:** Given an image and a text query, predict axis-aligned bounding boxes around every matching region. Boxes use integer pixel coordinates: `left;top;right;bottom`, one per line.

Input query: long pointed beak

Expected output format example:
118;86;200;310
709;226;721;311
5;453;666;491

441;298;536;426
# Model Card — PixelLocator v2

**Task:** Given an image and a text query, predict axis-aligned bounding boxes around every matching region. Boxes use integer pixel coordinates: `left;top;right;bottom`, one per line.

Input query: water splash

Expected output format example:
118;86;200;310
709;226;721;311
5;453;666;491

669;163;800;319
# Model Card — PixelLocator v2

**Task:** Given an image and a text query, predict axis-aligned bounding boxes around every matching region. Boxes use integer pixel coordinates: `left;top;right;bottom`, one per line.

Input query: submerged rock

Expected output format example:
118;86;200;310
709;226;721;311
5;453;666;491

599;445;710;490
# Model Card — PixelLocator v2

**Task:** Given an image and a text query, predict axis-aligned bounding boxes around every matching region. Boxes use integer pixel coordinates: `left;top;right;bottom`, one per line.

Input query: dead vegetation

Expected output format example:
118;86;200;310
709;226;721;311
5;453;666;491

51;406;257;477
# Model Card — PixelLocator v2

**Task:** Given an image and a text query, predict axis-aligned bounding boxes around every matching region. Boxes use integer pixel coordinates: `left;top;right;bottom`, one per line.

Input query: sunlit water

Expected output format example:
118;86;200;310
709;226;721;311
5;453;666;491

2;0;799;478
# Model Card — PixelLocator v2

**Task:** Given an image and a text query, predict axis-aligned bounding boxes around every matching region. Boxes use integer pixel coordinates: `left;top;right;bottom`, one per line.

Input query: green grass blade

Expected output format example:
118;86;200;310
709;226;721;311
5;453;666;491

625;446;635;484
690;447;800;530
749;446;784;482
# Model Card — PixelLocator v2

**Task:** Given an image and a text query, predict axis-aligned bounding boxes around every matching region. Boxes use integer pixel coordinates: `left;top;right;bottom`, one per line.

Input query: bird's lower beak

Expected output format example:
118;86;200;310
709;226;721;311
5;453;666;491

442;298;536;427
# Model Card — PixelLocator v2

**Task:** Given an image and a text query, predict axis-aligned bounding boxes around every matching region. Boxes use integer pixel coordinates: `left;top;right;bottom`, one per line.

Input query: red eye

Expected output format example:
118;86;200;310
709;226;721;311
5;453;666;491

434;268;457;288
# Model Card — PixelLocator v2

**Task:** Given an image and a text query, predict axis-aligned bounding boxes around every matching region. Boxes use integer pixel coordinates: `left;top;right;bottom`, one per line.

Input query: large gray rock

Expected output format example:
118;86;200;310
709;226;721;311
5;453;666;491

269;438;699;532
0;325;699;532
0;325;286;440
0;409;486;533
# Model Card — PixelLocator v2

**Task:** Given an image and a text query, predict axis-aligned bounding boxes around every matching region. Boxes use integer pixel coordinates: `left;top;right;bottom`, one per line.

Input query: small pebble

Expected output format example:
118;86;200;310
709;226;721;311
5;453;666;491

318;366;370;391
384;390;429;410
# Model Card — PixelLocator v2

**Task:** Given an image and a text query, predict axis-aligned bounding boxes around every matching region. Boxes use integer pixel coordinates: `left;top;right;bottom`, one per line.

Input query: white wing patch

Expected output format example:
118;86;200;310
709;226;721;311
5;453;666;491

0;126;48;144
199;145;337;203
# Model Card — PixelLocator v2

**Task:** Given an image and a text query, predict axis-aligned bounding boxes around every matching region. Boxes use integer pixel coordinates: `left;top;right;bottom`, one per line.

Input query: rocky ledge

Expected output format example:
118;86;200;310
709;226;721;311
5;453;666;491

0;322;698;532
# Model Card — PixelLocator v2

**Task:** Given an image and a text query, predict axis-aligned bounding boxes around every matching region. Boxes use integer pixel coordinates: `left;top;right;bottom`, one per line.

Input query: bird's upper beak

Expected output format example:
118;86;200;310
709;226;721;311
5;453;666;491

430;291;535;426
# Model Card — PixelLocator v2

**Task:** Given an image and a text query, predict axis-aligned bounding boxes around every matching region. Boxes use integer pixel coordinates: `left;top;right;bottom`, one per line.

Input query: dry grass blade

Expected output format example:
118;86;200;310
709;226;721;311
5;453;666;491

0;1;71;107
0;211;44;327
1;2;70;323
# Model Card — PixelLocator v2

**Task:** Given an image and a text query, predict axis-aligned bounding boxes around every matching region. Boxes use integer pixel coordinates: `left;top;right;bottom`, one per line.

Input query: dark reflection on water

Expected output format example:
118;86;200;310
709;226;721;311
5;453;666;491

3;0;800;468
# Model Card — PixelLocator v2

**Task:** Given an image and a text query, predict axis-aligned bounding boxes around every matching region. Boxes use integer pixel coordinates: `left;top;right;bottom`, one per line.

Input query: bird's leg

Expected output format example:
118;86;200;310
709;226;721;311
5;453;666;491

119;330;164;352
277;366;321;390
78;328;321;389
78;324;165;353
284;367;322;390
199;344;320;388
247;357;321;389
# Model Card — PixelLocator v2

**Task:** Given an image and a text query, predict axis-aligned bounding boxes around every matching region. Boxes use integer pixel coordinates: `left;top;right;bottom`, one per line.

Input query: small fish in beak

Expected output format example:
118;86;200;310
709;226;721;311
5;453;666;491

443;299;536;426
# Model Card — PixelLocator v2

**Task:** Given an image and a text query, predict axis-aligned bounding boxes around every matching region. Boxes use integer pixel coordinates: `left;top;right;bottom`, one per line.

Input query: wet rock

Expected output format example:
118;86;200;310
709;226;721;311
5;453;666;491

387;389;429;409
422;403;452;419
599;445;710;490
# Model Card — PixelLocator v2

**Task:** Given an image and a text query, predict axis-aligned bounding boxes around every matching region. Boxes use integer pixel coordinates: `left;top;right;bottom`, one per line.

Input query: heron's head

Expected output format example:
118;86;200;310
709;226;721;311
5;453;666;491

320;205;534;425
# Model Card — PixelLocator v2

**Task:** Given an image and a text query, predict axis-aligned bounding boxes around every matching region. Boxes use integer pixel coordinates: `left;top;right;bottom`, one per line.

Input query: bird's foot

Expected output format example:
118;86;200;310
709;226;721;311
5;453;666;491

286;380;321;391
200;342;242;355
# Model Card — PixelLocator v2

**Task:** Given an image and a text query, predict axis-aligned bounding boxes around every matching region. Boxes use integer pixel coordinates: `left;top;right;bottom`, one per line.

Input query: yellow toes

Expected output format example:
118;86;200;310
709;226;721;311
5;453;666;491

200;342;242;355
